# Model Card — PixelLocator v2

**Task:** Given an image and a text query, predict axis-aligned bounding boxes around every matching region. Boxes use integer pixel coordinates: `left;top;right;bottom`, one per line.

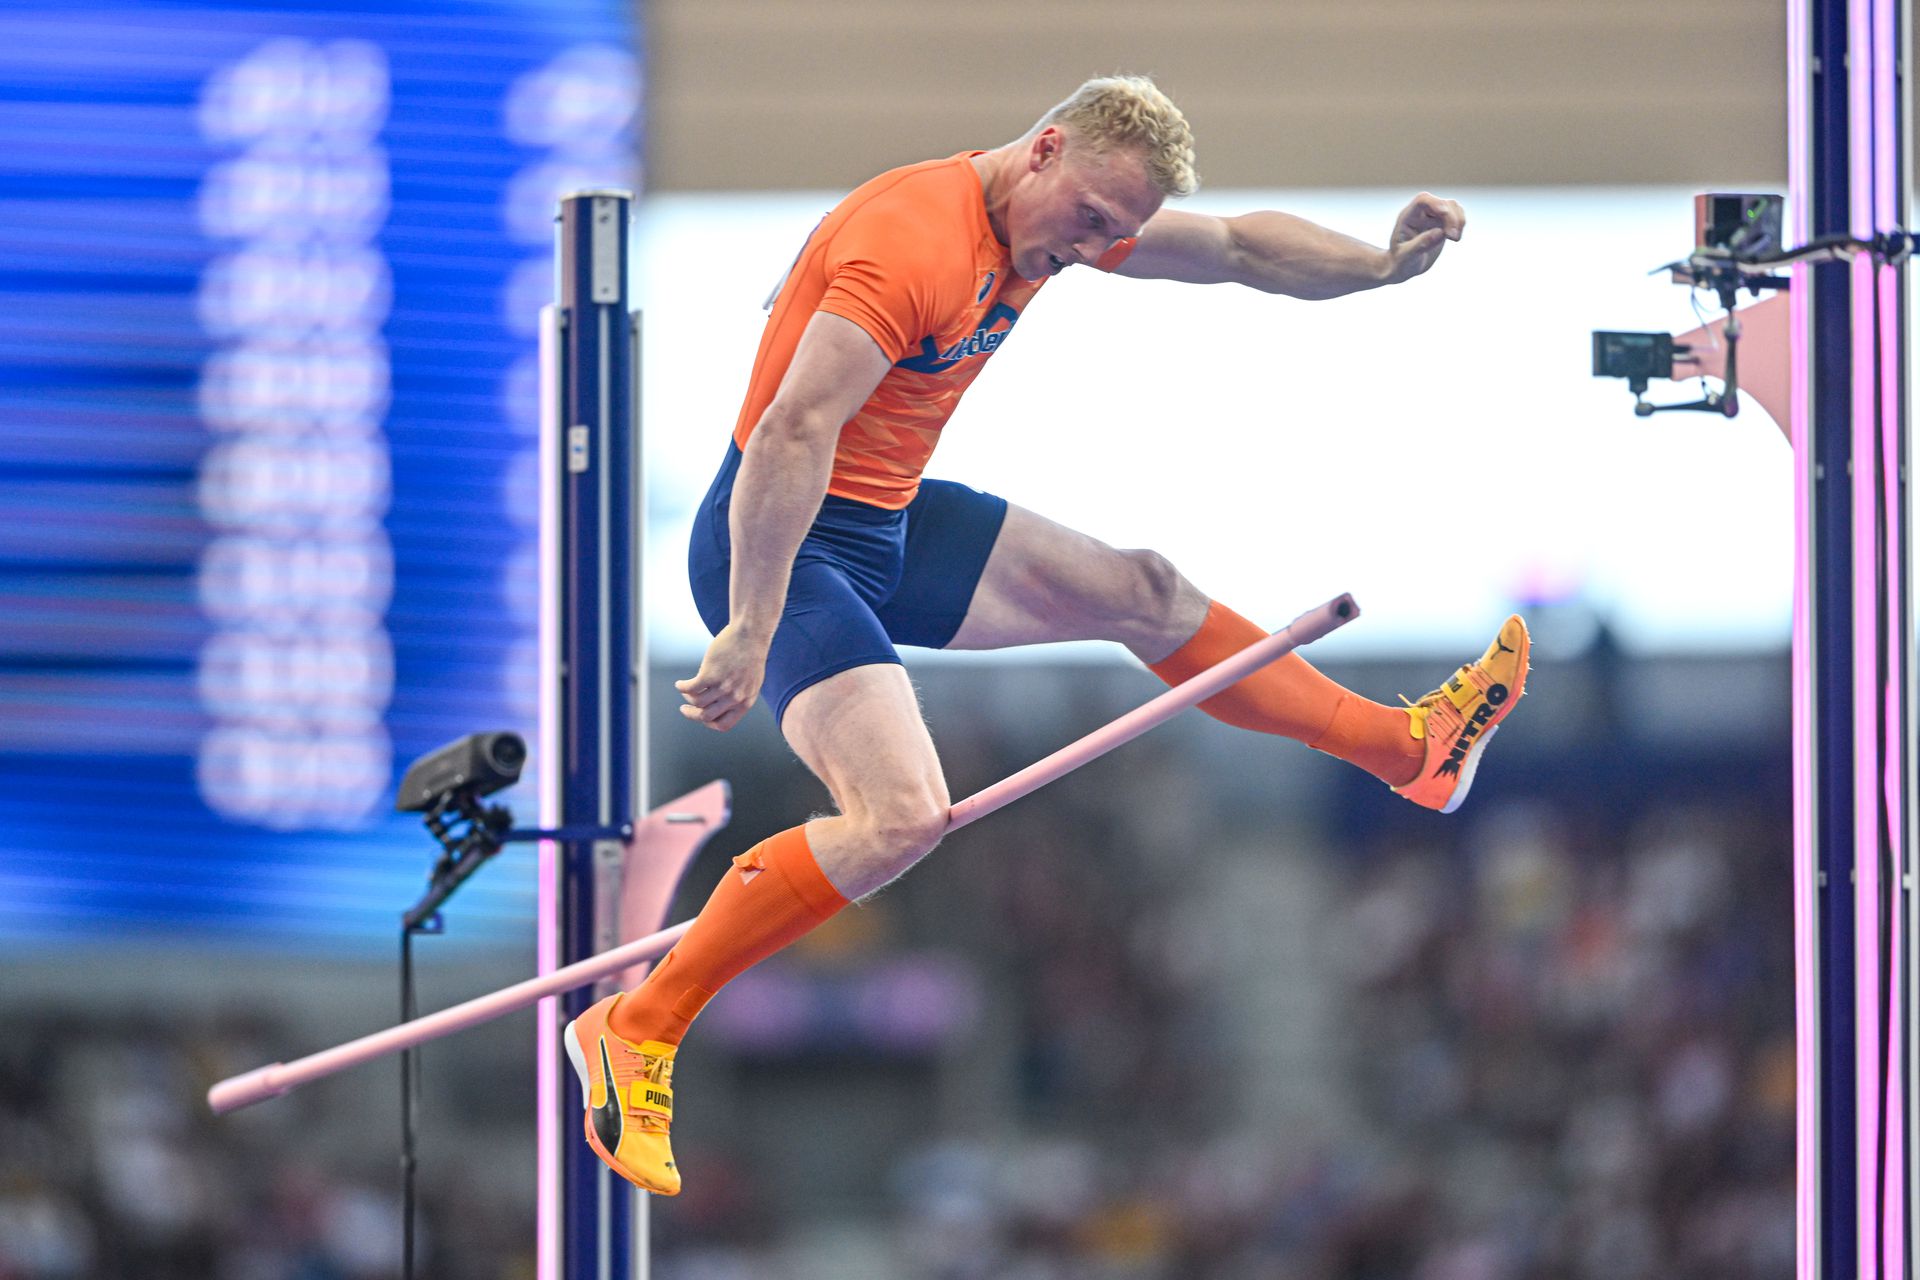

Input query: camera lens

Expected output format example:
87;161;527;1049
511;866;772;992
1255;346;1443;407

486;733;527;771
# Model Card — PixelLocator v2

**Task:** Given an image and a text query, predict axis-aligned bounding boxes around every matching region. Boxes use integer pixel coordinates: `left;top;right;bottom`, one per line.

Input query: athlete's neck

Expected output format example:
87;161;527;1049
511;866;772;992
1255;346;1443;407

969;147;1017;248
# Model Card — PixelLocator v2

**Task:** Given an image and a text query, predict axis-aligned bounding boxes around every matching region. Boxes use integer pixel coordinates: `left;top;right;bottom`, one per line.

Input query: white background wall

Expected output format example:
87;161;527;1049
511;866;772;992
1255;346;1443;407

638;187;1792;659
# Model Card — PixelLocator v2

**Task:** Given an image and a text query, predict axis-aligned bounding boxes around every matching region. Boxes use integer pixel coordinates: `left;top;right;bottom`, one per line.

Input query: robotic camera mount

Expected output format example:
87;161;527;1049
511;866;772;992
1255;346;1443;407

391;729;528;1273
1592;193;1788;419
1592;191;1914;420
395;731;526;927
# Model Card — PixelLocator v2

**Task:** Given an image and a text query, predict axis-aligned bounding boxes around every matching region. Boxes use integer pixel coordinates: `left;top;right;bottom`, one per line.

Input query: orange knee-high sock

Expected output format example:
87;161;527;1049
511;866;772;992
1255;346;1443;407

607;825;846;1047
1148;600;1424;787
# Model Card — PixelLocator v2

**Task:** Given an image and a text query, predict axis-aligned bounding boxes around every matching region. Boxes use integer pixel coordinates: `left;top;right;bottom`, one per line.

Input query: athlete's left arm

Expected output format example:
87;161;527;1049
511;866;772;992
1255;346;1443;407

1113;193;1465;300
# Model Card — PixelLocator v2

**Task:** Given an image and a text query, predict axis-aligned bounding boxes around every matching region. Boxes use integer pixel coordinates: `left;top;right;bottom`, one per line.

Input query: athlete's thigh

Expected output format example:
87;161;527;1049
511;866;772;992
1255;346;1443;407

873;476;1008;649
780;662;949;820
944;503;1174;650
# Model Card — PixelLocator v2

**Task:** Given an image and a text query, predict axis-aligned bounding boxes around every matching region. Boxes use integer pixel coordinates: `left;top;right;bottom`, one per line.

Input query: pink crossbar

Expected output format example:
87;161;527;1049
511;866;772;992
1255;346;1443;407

207;592;1357;1116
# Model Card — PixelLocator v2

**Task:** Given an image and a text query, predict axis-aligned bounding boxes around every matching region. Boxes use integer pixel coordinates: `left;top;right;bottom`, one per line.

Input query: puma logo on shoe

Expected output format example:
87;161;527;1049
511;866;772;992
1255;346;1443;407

591;1037;624;1154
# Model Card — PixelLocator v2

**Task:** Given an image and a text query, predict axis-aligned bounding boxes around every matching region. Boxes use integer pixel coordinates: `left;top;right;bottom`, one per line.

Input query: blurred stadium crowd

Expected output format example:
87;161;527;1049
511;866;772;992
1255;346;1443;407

0;645;1793;1279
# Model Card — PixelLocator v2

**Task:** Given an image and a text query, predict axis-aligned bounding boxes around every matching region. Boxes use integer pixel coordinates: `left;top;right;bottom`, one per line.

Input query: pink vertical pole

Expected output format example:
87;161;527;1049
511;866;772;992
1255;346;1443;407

1787;0;1820;1270
1877;208;1905;1280
535;304;562;1280
1851;0;1888;1268
1872;0;1906;1262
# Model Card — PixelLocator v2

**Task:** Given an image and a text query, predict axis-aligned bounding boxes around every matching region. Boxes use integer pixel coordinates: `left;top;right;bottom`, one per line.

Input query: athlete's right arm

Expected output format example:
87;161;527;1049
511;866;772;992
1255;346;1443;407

674;311;892;731
727;311;891;637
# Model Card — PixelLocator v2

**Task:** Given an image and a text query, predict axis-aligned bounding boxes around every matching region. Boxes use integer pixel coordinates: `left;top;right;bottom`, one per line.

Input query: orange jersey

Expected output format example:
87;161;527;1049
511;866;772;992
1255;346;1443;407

731;152;1137;510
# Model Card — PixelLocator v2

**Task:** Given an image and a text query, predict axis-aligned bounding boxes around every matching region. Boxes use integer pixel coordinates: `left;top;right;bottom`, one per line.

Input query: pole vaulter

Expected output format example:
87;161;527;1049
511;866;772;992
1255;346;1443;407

208;592;1357;1116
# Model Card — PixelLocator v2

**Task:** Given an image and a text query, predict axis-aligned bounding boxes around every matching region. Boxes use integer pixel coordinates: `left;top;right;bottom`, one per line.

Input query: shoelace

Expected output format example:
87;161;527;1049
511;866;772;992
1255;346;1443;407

1398;661;1480;714
607;1042;675;1130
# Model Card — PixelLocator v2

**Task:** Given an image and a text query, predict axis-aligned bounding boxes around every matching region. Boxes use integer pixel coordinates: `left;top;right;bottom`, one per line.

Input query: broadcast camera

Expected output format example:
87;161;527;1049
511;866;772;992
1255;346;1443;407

395;731;525;877
395;730;526;813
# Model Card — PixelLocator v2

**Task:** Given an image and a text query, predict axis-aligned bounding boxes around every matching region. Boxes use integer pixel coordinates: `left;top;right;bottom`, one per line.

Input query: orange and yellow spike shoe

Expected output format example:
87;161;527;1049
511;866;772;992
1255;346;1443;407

1393;614;1530;814
564;991;681;1195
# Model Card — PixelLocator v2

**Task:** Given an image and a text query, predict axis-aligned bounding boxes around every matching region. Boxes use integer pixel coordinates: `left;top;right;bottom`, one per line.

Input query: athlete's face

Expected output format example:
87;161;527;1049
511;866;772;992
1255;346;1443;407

1008;128;1162;281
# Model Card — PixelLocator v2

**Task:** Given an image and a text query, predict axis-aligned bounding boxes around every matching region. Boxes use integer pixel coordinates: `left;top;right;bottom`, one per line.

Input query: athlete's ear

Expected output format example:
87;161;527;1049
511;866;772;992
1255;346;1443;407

1030;126;1062;172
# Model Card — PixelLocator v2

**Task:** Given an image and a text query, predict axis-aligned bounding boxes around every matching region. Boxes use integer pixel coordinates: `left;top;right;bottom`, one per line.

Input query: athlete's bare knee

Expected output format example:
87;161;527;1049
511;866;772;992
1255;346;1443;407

825;782;944;890
1109;548;1209;660
850;790;948;868
1122;548;1191;620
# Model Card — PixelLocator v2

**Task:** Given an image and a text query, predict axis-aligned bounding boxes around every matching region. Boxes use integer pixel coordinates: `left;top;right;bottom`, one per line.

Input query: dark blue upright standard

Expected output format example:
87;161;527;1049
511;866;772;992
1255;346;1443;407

552;190;644;1280
1806;0;1858;1270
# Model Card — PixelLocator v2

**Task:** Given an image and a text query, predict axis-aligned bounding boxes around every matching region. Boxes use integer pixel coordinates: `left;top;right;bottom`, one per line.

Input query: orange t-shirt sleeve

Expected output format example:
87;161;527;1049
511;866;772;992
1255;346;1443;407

816;207;936;364
1094;237;1139;272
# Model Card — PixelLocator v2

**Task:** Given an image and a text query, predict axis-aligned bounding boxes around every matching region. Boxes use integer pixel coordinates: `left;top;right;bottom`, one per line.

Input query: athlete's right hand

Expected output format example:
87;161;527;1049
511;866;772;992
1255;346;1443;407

675;623;770;732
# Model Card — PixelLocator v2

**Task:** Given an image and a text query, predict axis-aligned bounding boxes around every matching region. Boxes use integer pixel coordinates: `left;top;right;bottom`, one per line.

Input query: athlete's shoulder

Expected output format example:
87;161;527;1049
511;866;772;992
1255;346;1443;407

827;152;981;242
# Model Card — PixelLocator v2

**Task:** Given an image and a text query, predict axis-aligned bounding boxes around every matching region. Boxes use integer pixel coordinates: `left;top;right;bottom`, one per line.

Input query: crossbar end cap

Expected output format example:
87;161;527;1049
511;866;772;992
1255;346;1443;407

207;1064;287;1115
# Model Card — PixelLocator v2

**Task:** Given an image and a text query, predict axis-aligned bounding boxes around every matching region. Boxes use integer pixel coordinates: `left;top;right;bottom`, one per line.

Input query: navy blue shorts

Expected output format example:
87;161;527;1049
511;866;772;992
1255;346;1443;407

687;442;1010;725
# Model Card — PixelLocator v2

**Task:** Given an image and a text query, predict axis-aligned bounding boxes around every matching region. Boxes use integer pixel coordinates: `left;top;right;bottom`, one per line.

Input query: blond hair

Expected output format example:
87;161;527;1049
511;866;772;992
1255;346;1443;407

1035;75;1198;198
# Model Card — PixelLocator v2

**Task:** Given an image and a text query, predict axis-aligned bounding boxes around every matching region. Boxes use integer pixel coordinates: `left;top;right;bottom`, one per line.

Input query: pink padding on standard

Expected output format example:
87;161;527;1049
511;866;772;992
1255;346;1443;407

618;781;731;990
207;593;1358;1116
1669;294;1792;437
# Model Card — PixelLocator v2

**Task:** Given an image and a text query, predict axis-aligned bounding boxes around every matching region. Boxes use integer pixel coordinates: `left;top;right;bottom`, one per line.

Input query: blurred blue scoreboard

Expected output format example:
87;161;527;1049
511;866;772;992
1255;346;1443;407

0;3;636;946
